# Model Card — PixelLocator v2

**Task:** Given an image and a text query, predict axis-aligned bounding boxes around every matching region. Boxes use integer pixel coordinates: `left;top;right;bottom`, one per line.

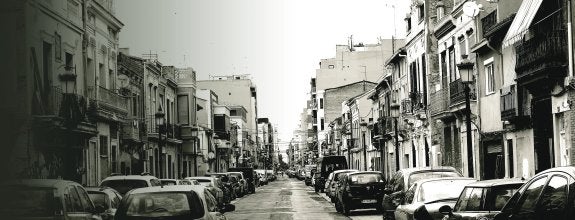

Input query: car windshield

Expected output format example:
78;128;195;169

101;180;148;195
124;192;201;218
418;179;475;203
408;171;461;187
88;192;109;209
0;187;55;217
161;180;177;186
194;179;213;187
350;173;383;184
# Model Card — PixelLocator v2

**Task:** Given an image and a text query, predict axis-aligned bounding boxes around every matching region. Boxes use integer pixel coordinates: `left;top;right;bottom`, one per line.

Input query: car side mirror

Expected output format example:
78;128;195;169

438;205;453;216
221;204;236;213
94;205;106;214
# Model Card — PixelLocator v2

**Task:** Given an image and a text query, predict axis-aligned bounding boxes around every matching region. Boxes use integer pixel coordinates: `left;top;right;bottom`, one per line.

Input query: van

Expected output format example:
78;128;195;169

314;156;348;192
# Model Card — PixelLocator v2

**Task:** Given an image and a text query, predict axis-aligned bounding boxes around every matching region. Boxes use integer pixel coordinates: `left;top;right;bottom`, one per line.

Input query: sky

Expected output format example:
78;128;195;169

116;0;409;156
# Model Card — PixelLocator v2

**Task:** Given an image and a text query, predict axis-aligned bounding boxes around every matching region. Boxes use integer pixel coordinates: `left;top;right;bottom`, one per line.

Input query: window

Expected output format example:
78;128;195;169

440;51;447;88
455;187;485;211
67;186;84;212
320;98;324;109
418;4;424;22
449;46;456;82
516;177;548;214
406;16;412;32
99;135;108;156
459;36;467;58
485;62;495;95
109;69;115;90
132;95;138;116
177;95;189;125
321;118;324;131
75;186;94;212
55;33;62;61
537;175;569;218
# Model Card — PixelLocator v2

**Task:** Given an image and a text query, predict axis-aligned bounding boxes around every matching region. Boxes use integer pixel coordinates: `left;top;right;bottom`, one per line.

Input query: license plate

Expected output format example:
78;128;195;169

361;199;377;204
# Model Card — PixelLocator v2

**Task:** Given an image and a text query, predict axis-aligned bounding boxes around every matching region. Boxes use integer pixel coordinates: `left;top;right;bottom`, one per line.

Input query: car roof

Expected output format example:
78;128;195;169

187;177;214;180
536;166;575;178
101;175;158;181
399;166;460;175
348;171;383;176
464;178;525;187
128;185;206;194
411;177;476;186
5;179;80;189
332;169;358;174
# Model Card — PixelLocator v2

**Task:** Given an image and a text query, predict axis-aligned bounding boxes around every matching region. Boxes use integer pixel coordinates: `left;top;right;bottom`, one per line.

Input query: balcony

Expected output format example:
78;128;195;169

449;79;476;106
88;86;128;118
410;92;426;111
500;86;516;121
121;119;145;142
515;30;567;83
481;10;497;37
430;89;449;117
401;99;413;114
33;86;96;135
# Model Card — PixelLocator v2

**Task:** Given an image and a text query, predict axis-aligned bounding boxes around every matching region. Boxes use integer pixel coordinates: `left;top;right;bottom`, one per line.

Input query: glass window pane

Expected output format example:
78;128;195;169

537;175;568;218
516;177;548;213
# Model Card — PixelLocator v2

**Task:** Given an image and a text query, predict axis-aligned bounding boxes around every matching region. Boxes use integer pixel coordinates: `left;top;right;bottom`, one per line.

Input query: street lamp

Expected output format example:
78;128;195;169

457;55;475;178
390;105;400;171
59;66;77;94
360;121;368;171
155;106;165;178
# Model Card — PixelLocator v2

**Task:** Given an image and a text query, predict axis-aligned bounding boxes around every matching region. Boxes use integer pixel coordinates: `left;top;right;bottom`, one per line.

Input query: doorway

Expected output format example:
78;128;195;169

532;97;553;173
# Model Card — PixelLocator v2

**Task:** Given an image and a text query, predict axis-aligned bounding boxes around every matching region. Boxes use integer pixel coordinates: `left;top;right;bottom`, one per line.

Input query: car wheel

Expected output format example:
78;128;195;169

335;200;342;213
342;201;350;216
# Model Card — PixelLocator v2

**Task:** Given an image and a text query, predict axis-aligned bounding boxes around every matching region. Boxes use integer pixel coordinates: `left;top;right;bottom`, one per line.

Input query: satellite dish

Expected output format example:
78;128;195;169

462;1;480;17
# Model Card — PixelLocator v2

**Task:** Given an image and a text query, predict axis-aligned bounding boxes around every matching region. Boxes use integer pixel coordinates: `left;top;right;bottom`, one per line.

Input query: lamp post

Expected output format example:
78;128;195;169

191;127;199;176
155;107;165;178
390;105;400;171
360;121;368;171
457;55;475;178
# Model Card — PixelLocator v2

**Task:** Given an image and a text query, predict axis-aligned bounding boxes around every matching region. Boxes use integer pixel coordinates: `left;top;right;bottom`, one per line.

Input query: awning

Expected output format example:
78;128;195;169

502;0;543;48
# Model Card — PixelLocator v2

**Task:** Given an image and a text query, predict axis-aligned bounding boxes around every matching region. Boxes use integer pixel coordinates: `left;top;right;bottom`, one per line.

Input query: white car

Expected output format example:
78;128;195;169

114;185;235;220
99;174;161;196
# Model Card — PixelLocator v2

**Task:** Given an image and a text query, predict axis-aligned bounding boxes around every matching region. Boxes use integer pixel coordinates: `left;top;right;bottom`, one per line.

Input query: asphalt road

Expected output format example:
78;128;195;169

225;176;383;220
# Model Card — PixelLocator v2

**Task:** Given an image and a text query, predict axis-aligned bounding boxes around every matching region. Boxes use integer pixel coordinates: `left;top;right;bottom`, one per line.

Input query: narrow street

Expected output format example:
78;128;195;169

227;176;382;220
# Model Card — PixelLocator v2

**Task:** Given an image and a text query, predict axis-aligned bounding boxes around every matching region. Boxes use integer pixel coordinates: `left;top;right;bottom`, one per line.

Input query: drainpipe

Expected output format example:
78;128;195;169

568;0;574;79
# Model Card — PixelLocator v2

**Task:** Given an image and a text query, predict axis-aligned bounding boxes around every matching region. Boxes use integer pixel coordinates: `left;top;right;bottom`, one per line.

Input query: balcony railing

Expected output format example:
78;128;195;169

430;89;449;116
410;92;426;111
449;79;475;105
35;86;90;124
401;99;413;114
121;119;146;141
515;30;567;79
88;86;128;113
481;10;497;36
500;86;516;121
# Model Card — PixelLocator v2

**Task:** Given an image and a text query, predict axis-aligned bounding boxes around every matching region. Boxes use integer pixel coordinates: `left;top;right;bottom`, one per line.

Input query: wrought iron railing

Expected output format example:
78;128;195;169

430;89;448;116
410;92;426;111
88;86;128;112
401;99;413;114
515;30;567;75
481;10;497;36
500;86;516;121
449;79;475;105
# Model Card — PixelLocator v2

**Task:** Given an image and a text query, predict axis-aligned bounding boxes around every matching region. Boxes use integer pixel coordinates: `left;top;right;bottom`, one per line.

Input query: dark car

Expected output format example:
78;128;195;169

439;178;524;220
334;171;386;215
304;165;317;186
228;167;256;194
228;175;242;198
394;177;476;220
314;156;348;193
0;179;104;220
382;166;463;219
186;177;225;207
494;166;575;220
85;187;123;220
326;169;359;202
207;173;234;203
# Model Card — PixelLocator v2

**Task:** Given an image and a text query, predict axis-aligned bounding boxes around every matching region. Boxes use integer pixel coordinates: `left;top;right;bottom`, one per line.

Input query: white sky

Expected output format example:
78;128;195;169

116;0;409;155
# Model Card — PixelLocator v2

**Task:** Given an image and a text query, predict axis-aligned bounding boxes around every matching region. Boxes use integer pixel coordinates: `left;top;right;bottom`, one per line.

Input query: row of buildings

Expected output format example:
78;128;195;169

2;0;276;185
290;0;575;181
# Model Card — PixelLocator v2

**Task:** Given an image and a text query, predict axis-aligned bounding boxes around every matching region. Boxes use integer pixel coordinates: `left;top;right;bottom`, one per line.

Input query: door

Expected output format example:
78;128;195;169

532;97;553;173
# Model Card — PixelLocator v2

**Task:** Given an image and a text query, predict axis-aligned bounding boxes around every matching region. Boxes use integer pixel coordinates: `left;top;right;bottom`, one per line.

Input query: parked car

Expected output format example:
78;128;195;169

228;175;242;199
439;178;524;220
304;165;317;186
99;174;161;196
186;177;225;207
297;167;306;180
493;166;575;220
228;167;256;193
382;166;463;219
207;173;234;203
227;172;247;196
334;171;386;215
0;179;104;219
314;155;348;193
258;172;268;186
394;177;476;220
85;187;122;220
312;172;320;187
326;169;359;202
160;179;197;186
114;185;235;220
